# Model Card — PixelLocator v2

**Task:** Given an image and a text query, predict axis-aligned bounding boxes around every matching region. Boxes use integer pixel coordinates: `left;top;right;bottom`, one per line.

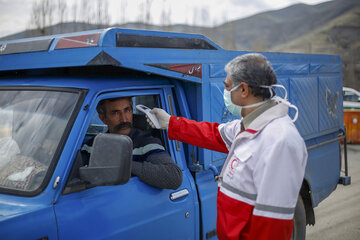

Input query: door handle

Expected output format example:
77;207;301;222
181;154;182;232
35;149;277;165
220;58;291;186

170;189;189;200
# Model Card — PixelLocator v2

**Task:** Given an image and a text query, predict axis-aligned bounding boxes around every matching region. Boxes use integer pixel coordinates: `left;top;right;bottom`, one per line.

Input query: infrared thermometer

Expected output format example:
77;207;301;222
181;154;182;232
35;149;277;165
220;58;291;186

136;104;161;129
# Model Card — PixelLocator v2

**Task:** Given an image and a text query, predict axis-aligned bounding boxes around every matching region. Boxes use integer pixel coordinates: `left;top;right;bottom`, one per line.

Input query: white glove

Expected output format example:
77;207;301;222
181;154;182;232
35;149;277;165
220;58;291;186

148;108;171;129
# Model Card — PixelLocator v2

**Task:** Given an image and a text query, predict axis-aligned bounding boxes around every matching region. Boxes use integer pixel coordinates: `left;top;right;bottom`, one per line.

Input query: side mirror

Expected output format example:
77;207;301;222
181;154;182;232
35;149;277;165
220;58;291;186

79;133;132;186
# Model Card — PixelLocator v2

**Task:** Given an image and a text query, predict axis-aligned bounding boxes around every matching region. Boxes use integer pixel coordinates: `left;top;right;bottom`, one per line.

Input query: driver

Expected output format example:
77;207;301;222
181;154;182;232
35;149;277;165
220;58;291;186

81;97;182;190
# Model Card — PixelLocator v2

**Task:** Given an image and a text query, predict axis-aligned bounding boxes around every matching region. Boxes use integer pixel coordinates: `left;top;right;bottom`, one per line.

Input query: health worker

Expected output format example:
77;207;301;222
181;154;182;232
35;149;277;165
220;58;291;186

149;53;308;240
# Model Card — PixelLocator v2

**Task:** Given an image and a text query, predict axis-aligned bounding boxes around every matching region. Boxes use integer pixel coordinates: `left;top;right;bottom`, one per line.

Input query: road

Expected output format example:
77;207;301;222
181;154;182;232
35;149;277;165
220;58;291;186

306;144;360;240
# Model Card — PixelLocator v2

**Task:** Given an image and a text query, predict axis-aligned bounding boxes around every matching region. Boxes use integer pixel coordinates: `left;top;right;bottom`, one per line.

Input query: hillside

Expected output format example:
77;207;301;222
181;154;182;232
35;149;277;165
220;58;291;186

210;0;360;51
272;4;360;89
0;0;358;89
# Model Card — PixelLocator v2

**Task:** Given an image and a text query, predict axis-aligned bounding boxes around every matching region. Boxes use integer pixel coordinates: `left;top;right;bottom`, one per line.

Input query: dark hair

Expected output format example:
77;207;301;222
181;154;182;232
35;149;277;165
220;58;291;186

225;53;277;99
96;97;133;117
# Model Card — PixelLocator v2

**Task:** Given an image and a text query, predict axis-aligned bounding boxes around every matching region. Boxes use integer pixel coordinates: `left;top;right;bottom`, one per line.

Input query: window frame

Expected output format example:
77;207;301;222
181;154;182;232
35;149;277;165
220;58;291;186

91;89;170;151
63;87;183;195
0;86;87;196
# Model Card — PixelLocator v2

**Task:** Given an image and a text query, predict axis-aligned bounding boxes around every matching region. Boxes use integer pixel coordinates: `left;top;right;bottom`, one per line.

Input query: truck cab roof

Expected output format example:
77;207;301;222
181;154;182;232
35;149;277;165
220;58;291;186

0;28;224;83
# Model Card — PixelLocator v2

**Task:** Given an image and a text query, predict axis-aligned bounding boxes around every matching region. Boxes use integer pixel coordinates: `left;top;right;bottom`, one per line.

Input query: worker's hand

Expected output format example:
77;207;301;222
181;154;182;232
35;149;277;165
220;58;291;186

148;108;170;129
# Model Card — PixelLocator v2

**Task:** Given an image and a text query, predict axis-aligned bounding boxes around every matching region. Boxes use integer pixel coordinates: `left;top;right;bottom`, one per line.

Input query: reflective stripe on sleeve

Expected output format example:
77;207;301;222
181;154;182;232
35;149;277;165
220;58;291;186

255;203;295;215
221;181;257;201
219;126;232;148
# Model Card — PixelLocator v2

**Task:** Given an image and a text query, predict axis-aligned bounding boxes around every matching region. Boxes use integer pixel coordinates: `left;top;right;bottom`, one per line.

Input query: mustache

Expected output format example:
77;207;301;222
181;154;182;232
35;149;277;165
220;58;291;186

114;122;132;131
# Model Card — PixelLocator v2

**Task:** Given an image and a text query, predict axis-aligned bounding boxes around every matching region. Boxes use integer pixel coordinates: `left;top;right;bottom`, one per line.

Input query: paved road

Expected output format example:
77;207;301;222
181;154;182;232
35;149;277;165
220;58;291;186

306;144;360;240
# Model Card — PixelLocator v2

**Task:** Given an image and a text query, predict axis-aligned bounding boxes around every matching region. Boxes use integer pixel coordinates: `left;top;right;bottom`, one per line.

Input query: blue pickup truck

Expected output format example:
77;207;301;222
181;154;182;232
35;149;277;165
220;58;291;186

0;28;350;239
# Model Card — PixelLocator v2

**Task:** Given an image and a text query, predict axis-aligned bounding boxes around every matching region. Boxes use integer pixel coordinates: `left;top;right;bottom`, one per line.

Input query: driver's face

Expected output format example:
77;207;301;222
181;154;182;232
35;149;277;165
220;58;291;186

99;98;133;135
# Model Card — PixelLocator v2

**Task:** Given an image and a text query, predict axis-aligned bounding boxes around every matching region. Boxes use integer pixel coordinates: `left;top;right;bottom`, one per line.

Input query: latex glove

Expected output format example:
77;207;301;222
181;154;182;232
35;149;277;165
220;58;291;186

148;108;171;129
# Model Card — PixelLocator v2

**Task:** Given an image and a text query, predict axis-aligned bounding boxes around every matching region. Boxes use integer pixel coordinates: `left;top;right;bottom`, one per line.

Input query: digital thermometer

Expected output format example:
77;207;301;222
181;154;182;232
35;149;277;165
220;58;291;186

136;104;161;129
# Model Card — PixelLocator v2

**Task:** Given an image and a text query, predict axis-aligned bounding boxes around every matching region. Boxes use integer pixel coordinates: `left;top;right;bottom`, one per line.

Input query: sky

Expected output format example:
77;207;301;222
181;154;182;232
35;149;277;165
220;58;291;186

0;0;330;38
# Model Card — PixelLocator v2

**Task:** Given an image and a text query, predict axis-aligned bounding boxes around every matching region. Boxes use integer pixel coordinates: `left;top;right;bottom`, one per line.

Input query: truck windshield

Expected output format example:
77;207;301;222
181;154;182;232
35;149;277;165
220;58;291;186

0;89;79;193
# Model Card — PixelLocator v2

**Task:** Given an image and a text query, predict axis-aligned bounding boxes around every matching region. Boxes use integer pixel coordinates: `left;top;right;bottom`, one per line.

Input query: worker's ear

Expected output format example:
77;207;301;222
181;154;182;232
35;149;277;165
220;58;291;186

238;82;250;98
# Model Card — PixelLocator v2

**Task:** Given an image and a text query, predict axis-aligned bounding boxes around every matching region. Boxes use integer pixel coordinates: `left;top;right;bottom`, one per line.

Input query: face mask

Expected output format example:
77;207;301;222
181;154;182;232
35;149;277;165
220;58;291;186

272;96;299;122
260;84;299;122
223;85;269;117
260;84;288;99
223;88;241;116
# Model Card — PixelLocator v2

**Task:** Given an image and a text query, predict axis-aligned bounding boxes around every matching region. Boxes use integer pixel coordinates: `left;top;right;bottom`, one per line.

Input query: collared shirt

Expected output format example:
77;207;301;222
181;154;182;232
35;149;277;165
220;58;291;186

241;99;277;130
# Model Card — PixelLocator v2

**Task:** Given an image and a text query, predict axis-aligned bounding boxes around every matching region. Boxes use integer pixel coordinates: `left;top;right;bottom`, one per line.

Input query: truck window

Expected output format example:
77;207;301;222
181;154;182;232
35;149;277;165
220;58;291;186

84;95;163;142
0;89;80;194
64;94;168;194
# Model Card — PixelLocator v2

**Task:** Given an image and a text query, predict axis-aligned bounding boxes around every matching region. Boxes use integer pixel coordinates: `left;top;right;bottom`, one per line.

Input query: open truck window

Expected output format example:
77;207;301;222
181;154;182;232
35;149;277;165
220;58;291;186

0;89;80;194
63;94;169;194
85;95;161;141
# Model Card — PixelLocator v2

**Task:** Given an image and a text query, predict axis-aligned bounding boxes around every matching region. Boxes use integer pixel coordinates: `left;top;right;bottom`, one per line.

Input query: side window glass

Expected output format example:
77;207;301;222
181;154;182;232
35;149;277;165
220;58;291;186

0;90;79;194
343;91;359;102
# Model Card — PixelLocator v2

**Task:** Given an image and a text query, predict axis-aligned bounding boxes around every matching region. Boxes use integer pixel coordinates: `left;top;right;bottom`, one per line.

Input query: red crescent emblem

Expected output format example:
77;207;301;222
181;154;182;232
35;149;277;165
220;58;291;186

230;158;238;170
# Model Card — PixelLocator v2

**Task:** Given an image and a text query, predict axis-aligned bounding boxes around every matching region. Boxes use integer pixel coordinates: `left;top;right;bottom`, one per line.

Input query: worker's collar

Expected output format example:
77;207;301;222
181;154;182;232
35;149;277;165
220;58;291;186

241;99;277;130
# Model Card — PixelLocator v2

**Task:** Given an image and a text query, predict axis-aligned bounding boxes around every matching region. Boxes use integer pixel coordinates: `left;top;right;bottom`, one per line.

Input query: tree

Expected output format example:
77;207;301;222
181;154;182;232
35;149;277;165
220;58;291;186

95;0;110;27
71;2;78;31
161;0;171;28
57;0;67;32
145;0;153;26
119;0;127;24
193;7;199;26
29;0;55;35
137;1;145;24
200;8;209;27
80;0;91;24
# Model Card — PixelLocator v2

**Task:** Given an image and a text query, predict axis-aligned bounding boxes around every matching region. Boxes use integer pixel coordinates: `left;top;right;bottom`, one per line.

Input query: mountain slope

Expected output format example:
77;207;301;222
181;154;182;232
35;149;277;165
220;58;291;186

0;0;358;89
272;3;360;89
212;0;360;50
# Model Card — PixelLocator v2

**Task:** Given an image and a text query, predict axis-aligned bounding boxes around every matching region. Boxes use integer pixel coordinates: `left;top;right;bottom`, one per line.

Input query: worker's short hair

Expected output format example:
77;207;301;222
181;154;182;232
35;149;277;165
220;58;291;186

225;53;277;99
96;97;133;117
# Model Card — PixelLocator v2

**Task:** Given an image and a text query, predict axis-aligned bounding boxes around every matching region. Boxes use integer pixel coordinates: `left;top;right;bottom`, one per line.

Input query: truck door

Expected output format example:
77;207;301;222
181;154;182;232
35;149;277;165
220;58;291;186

54;89;198;239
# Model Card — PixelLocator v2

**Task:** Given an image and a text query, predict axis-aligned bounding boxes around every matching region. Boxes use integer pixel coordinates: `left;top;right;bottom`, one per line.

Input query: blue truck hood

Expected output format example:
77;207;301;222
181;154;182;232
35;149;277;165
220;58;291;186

0;196;58;239
0;199;47;220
